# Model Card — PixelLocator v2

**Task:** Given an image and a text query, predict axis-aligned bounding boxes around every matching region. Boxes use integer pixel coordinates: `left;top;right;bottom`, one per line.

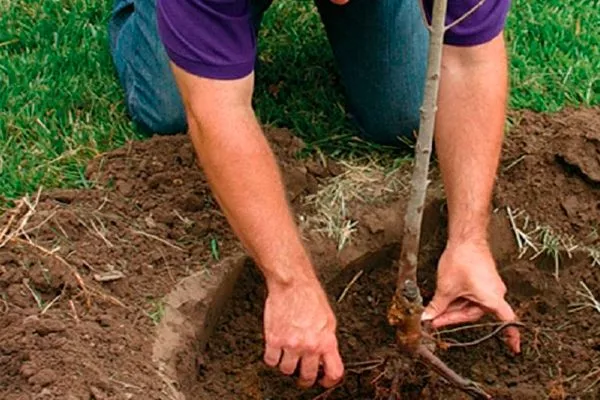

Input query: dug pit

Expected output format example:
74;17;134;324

154;209;600;400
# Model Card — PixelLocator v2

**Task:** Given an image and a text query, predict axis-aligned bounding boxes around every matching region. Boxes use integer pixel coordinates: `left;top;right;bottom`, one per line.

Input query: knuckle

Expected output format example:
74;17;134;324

286;336;300;350
325;335;339;350
304;339;319;353
266;334;280;347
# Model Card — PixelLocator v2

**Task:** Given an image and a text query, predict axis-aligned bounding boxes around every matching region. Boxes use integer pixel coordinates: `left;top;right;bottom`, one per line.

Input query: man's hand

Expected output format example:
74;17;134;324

423;241;521;354
264;278;344;389
167;66;343;388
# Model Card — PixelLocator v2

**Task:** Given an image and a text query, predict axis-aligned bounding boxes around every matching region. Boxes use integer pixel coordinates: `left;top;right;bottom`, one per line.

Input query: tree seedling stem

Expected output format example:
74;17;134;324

388;0;493;398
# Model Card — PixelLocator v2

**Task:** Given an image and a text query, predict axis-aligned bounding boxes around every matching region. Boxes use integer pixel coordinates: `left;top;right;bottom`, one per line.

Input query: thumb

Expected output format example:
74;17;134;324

422;292;452;321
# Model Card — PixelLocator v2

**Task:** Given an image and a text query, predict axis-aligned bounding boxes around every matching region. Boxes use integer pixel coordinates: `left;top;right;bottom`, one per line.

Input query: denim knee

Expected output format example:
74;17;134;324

352;105;420;146
127;84;187;135
134;109;187;135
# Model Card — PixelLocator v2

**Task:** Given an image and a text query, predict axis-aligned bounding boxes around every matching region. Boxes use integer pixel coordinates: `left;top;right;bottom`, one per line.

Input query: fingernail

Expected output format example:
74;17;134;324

421;311;433;321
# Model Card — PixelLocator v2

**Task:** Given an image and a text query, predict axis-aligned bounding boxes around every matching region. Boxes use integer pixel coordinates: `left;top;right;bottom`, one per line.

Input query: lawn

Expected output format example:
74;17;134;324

0;0;598;204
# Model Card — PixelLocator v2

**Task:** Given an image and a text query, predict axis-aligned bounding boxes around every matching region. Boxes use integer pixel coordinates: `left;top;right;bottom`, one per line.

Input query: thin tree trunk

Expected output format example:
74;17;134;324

387;0;448;351
387;1;494;398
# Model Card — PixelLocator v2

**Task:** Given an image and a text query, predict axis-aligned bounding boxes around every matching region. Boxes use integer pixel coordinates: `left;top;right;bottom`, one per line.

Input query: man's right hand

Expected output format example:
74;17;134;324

263;278;344;389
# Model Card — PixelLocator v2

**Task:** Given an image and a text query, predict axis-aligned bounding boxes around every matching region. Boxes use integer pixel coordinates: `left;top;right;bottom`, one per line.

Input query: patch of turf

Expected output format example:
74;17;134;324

1;0;598;203
506;0;599;111
0;0;139;202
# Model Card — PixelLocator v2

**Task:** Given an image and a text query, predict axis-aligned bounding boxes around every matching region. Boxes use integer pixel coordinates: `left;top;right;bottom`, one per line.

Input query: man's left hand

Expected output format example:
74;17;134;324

422;241;521;354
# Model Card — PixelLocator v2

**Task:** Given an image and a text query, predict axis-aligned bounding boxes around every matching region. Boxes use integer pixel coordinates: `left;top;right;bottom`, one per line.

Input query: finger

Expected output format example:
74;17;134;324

424;299;469;329
319;348;344;388
443;298;470;313
297;354;320;389
431;304;486;329
279;349;301;376
423;292;456;321
264;344;282;368
493;299;521;354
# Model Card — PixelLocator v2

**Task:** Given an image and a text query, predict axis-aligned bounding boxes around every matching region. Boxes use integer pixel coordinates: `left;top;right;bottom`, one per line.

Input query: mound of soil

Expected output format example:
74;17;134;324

496;107;600;245
0;107;599;399
0;129;358;400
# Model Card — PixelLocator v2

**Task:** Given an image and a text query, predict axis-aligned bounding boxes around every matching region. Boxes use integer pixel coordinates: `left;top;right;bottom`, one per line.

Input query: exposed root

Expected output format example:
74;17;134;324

441;321;525;349
416;345;492;399
108;377;143;391
345;358;385;374
387;372;400;400
437;321;520;335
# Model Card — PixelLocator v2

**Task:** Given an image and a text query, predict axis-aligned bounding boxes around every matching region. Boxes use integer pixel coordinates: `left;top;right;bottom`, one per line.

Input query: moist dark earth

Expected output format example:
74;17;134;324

0;107;599;399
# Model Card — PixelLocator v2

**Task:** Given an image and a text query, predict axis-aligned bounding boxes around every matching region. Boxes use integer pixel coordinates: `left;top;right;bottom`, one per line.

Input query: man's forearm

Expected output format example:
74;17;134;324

172;67;317;288
435;34;507;244
190;110;316;286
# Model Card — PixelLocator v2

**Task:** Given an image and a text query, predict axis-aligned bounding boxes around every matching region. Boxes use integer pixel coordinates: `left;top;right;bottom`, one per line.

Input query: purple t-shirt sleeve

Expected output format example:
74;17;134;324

157;0;255;80
422;0;511;46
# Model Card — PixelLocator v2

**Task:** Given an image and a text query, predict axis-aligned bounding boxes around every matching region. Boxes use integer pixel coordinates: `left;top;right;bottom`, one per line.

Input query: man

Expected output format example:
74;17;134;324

109;0;521;389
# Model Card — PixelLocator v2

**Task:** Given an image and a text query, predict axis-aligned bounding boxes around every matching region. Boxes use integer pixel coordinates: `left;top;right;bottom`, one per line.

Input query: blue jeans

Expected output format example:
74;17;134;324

109;0;427;145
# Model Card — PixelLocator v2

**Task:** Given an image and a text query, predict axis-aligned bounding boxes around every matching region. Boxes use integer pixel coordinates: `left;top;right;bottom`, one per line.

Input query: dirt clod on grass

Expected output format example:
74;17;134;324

1;107;599;400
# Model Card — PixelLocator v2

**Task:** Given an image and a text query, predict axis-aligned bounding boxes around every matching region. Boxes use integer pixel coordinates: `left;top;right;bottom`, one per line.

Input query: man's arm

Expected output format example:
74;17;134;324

423;34;521;353
437;35;505;246
169;64;344;387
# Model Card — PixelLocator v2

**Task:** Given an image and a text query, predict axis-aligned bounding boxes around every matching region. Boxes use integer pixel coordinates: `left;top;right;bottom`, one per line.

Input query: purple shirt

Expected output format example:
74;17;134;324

157;0;510;80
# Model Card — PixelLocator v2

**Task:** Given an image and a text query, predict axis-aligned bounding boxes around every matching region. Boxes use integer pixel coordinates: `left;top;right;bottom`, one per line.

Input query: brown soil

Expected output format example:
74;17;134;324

0;129;349;400
1;107;599;400
496;107;600;246
186;212;600;400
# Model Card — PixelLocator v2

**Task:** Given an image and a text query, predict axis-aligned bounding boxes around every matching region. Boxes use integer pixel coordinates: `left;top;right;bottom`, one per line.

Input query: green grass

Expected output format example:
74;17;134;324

0;0;139;202
1;0;598;203
506;1;599;110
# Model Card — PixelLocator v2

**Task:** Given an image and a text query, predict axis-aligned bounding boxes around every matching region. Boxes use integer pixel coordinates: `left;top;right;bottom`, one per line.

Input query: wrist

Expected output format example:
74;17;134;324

262;252;319;292
447;206;490;246
447;222;488;247
266;271;321;296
